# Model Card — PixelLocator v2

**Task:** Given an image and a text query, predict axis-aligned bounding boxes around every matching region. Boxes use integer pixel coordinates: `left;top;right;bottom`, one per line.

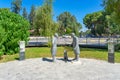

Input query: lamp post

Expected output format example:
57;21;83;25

19;41;25;61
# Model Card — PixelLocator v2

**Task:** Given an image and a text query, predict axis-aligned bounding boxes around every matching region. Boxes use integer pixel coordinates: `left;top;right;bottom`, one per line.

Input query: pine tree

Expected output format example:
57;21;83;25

57;12;82;36
22;7;28;20
11;0;22;14
28;5;35;30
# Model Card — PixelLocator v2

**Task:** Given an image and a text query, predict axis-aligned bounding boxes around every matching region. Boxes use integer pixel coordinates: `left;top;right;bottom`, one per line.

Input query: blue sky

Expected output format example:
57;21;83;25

0;0;103;31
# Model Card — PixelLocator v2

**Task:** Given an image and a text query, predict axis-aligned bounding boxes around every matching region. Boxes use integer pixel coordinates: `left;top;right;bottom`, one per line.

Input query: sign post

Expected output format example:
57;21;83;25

19;41;25;61
108;39;114;63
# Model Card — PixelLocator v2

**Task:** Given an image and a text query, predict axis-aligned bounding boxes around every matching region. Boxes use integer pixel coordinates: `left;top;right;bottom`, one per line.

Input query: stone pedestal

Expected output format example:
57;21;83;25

19;41;25;61
108;53;114;63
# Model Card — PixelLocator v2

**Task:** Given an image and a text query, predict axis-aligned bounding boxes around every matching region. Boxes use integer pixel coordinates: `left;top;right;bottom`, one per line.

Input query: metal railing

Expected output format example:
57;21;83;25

27;37;120;48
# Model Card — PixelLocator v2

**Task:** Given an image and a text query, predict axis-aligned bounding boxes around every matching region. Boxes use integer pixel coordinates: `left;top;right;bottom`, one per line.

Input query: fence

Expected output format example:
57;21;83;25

27;37;120;48
57;38;108;48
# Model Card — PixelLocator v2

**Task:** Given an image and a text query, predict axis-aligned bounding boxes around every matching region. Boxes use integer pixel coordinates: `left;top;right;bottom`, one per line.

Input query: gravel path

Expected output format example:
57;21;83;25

0;58;120;80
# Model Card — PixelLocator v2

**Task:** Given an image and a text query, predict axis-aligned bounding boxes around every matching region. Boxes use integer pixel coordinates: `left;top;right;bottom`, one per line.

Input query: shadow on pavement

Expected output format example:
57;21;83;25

57;58;72;62
42;57;74;63
42;57;53;62
15;58;19;60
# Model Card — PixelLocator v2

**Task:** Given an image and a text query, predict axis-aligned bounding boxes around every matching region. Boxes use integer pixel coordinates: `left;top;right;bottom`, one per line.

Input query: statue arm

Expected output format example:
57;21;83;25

52;36;54;45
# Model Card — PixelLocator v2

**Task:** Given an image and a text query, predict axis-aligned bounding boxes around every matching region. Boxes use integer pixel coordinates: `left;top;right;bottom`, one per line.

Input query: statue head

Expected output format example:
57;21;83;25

71;33;75;38
54;33;58;38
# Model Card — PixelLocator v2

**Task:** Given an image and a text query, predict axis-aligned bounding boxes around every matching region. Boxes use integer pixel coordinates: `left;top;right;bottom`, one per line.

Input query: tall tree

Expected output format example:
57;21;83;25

28;5;36;30
34;0;59;36
22;7;28;20
103;0;120;25
57;12;82;36
83;11;108;36
103;0;120;35
11;0;22;14
83;11;119;36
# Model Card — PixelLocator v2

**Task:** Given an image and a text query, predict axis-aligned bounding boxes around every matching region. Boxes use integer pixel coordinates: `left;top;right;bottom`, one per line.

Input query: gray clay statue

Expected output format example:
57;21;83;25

71;33;80;61
51;33;58;62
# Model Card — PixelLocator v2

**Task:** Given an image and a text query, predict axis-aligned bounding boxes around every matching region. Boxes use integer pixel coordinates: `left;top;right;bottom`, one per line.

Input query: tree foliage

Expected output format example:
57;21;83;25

34;0;59;36
103;0;120;34
0;8;30;55
83;10;120;36
28;5;36;30
103;0;120;25
83;11;120;36
105;15;120;35
11;0;22;14
80;30;91;37
22;7;28;20
57;12;82;36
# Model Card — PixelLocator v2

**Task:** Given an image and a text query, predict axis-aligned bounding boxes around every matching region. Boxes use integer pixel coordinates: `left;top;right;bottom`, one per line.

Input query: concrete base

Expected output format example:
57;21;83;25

19;52;25;61
1;58;120;80
108;53;114;63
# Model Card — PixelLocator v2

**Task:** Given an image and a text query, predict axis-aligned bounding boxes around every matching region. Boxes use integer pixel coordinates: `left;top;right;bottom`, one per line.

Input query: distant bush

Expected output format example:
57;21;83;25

0;8;30;55
115;44;120;51
115;38;120;51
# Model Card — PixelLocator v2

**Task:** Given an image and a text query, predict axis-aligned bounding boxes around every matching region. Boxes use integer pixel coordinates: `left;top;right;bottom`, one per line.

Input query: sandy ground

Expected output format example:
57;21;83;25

0;58;120;80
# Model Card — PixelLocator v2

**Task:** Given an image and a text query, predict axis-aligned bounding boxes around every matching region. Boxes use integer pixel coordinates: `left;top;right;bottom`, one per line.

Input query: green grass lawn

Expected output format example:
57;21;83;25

0;47;120;63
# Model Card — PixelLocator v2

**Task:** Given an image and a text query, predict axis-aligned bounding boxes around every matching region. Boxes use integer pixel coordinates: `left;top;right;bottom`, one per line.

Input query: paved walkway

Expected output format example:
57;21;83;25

0;58;120;80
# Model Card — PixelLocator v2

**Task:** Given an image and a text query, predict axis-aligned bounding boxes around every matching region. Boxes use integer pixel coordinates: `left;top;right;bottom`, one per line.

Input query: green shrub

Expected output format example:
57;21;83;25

115;44;120;51
115;38;120;51
0;8;30;54
0;51;3;59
